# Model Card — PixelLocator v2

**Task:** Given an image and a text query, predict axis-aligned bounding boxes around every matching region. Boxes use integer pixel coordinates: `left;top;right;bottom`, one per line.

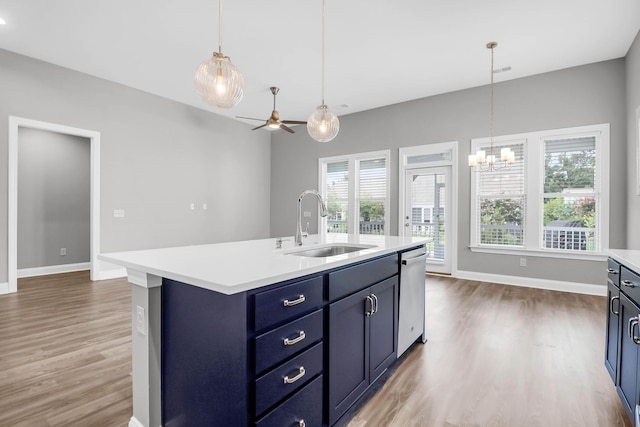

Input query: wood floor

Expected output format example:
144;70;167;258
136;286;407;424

0;272;631;426
0;271;132;427
349;276;632;427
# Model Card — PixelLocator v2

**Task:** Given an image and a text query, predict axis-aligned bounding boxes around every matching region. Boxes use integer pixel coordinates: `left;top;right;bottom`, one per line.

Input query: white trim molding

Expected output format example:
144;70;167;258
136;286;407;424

18;262;91;278
456;270;606;296
8;116;101;293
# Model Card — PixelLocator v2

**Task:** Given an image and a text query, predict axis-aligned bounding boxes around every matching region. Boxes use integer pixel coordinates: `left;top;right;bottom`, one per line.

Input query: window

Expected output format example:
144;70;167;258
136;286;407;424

320;150;390;236
470;124;609;258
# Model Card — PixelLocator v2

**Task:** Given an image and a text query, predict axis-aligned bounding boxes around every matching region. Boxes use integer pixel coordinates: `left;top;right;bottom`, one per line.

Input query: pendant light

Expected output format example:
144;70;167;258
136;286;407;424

469;42;514;171
194;0;244;109
307;0;339;143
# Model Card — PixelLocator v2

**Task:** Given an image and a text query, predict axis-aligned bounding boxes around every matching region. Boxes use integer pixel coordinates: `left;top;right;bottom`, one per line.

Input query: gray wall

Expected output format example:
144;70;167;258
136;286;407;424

271;59;627;286
627;31;640;249
18;128;90;268
0;48;271;282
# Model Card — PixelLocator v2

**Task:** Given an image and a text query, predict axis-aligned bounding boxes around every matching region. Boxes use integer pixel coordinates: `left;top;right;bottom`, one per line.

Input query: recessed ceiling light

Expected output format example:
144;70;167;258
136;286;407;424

0;16;6;25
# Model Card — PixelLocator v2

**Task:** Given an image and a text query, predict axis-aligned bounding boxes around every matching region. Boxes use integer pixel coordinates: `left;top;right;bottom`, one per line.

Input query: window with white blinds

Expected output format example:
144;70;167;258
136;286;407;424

320;151;390;236
475;142;526;247
470;124;609;257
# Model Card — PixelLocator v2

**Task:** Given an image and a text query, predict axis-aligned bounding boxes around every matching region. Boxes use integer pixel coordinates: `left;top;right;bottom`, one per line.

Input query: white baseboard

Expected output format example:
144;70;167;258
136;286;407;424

18;262;90;278
96;267;127;280
456;270;607;296
0;282;8;295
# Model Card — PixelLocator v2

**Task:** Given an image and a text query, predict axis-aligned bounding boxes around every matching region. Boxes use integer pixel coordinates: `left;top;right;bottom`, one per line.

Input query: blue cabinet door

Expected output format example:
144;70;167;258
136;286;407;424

605;280;620;383
617;292;640;420
369;276;398;382
328;288;370;425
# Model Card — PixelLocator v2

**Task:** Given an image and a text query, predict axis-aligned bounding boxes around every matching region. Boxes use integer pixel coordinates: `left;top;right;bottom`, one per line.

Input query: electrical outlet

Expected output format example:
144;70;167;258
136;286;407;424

303;211;312;218
520;257;527;267
190;203;195;210
136;306;145;335
113;209;125;218
60;248;66;256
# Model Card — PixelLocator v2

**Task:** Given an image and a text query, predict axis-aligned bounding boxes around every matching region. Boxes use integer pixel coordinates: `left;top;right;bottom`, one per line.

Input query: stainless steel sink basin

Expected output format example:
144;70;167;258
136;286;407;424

285;244;376;258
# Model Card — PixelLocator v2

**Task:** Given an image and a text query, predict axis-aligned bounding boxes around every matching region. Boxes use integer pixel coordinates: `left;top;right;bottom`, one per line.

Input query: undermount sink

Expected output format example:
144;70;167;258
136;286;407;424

285;244;376;258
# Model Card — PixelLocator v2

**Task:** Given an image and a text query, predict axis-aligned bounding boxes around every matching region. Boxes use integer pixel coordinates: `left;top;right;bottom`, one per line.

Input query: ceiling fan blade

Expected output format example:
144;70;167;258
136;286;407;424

236;116;266;122
279;124;295;134
251;124;268;131
281;120;307;125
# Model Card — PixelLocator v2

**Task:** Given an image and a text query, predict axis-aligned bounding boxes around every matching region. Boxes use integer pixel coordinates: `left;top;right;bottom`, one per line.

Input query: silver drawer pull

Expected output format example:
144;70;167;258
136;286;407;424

610;296;620;316
284;331;306;346
629;316;639;340
608;268;619;275
283;295;306;307
283;366;305;384
630;318;640;346
298;420;306;427
623;280;636;288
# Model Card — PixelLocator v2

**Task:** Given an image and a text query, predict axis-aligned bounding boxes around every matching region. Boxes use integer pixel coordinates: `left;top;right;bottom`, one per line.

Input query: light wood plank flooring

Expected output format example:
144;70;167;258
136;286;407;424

0;272;630;426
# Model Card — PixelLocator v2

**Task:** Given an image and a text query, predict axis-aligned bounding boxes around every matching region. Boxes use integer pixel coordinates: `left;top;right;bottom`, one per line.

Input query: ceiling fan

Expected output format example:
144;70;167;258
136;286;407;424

236;87;306;133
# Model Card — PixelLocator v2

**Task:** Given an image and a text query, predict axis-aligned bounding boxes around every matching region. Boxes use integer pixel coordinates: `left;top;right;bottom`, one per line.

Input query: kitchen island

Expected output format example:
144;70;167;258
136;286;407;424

100;234;428;427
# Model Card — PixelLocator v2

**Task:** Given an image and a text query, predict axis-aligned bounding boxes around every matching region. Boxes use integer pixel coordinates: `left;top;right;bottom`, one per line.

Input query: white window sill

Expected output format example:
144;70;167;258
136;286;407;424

469;245;608;262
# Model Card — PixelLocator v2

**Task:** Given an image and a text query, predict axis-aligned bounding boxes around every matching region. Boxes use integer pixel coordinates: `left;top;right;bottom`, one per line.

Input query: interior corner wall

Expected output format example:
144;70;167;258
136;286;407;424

0;48;271;283
270;59;627;286
18;128;90;268
626;30;640;249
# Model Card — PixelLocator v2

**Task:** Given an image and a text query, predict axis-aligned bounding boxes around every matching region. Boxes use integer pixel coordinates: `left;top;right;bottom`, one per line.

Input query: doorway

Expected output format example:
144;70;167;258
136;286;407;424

399;142;457;276
7;117;101;294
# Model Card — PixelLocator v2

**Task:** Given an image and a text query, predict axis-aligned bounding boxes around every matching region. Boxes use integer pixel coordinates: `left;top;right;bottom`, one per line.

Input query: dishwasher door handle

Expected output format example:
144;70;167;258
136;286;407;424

402;253;428;266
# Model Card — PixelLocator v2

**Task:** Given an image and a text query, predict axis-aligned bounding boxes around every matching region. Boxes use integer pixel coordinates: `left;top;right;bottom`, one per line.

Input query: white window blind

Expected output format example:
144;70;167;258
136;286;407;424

476;142;526;247
326;161;349;233
358;158;387;235
542;136;598;251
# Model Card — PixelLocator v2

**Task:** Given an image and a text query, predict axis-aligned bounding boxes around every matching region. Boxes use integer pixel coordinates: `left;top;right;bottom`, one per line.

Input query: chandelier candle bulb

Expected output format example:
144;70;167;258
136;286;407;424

468;154;478;167
501;147;510;161
476;150;486;163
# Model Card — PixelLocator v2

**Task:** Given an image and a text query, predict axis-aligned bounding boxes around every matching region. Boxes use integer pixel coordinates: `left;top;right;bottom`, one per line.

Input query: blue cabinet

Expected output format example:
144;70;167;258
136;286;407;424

606;258;640;425
328;267;398;425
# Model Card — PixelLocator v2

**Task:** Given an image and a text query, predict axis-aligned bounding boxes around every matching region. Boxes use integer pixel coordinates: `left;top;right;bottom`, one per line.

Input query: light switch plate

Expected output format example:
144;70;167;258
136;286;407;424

136;305;145;335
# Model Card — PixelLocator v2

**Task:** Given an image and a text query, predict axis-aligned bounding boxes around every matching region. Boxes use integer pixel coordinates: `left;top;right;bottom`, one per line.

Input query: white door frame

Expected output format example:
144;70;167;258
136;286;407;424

399;141;458;276
7;116;100;293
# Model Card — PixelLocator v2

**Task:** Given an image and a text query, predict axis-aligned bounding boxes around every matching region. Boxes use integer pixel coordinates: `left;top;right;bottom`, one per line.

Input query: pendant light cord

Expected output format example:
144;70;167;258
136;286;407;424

218;0;223;54
489;43;495;157
321;0;326;106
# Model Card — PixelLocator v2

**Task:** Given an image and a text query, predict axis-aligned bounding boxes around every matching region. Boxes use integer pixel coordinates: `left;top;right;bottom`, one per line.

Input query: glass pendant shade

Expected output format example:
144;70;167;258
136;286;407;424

307;105;340;143
194;52;244;109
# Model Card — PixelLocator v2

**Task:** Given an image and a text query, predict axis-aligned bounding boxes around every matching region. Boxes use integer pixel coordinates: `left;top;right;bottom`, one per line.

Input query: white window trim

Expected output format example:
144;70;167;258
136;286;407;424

319;150;391;236
470;123;610;261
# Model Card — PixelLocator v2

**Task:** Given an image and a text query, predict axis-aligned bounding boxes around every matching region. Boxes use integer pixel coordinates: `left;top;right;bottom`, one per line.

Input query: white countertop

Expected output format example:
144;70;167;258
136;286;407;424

609;249;640;274
99;234;429;295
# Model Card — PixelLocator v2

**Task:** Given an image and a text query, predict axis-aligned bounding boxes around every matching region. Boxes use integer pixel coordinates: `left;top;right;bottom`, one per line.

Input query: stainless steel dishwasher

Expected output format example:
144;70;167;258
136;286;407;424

397;246;428;358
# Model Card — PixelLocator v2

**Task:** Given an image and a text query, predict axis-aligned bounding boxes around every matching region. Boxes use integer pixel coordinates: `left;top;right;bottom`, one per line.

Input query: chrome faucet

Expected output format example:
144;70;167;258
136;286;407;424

295;190;328;246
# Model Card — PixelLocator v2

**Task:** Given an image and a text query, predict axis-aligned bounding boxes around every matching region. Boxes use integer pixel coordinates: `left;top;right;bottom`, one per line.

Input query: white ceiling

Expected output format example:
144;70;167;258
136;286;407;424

1;0;639;128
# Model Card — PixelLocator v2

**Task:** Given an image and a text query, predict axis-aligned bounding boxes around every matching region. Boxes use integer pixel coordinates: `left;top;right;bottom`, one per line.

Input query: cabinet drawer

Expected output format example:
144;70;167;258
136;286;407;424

328;254;398;301
255;375;323;427
255;309;323;375
254;276;323;331
621;266;640;304
255;342;323;416
608;258;621;286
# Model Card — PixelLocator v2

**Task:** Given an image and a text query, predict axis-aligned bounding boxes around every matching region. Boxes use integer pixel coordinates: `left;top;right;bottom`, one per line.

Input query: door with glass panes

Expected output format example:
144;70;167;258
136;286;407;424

404;167;451;274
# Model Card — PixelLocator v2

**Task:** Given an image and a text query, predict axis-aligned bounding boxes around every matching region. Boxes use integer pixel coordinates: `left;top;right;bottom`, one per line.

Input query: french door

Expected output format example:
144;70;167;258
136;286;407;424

403;166;452;275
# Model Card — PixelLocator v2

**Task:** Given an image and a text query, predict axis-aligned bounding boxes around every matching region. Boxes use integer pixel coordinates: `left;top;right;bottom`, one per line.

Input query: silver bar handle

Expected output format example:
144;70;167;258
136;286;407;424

371;293;379;314
283;295;306;307
631;318;640;346
607;268;618;275
284;331;306;346
365;296;374;316
629;316;638;340
402;253;428;266
283;367;305;384
610;296;620;316
623;280;635;288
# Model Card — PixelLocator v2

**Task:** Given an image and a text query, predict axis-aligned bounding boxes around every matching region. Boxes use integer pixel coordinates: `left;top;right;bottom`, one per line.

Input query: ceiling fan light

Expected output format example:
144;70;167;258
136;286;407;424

307;105;339;143
194;51;244;109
